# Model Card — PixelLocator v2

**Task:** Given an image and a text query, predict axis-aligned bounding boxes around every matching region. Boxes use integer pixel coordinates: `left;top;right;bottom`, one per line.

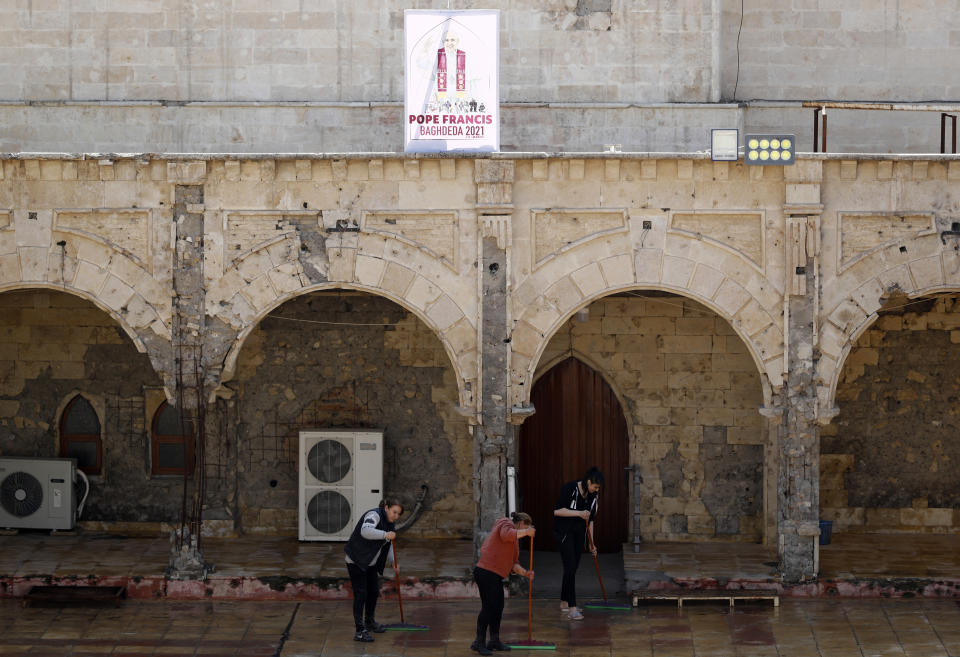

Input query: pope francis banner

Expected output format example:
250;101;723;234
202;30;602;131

404;10;499;153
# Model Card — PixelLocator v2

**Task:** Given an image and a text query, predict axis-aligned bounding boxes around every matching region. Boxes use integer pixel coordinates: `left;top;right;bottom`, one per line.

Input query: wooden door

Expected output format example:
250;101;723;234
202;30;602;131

517;357;629;552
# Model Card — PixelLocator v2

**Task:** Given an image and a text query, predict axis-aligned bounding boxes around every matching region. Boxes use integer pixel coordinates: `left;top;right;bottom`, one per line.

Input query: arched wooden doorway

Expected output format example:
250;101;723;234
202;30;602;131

518;357;629;552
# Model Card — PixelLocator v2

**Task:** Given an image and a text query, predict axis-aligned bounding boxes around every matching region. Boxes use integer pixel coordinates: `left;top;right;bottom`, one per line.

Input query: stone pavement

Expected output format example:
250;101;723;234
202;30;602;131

3;598;960;657
3;532;960;601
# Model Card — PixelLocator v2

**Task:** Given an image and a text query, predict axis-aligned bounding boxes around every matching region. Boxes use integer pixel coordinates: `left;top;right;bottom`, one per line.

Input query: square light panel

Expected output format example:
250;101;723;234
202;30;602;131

745;134;795;165
711;129;739;161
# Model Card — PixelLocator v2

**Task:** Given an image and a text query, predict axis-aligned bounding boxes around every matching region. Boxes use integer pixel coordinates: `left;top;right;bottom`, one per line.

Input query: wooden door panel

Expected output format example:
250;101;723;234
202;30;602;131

518;357;628;552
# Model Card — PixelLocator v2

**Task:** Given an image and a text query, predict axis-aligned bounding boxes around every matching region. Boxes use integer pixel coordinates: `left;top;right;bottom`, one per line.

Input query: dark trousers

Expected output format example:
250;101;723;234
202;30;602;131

347;562;380;630
474;567;505;642
558;532;583;608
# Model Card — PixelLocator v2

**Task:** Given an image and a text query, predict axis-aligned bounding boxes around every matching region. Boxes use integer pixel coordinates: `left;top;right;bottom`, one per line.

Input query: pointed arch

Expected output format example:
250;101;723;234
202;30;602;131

219;282;474;408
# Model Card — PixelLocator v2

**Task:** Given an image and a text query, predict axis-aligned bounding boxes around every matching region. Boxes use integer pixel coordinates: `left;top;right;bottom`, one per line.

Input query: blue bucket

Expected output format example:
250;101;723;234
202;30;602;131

818;520;833;546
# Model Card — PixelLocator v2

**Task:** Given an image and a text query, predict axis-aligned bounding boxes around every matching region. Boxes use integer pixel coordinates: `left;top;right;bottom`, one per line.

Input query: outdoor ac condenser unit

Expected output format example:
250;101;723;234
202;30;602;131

298;429;383;541
0;457;78;531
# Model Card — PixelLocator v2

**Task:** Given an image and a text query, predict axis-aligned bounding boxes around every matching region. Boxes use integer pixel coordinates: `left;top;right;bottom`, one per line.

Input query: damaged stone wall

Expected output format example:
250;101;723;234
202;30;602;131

538;293;765;541
0;290;182;522
822;295;960;533
229;290;472;538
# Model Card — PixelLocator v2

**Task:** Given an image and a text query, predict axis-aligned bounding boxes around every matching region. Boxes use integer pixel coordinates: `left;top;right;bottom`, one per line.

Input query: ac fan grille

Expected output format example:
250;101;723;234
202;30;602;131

306;439;351;483
0;471;43;517
306;490;352;534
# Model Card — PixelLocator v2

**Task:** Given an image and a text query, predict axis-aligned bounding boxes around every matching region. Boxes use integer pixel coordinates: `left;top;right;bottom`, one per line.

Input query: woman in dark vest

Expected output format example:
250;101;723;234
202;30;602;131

553;466;603;621
344;498;404;643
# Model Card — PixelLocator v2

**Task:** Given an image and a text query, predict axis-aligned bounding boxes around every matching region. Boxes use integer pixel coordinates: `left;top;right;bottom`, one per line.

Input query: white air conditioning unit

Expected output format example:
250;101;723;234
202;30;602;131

0;457;79;531
299;429;383;541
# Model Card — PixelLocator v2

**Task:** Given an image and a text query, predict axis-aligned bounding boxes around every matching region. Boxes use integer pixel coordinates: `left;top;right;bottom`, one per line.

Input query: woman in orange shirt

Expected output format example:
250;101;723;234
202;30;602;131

472;511;536;655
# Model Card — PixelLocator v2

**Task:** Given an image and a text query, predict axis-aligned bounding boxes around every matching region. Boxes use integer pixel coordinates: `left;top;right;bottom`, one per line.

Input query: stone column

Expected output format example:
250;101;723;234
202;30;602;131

778;166;824;582
167;162;211;579
473;160;515;553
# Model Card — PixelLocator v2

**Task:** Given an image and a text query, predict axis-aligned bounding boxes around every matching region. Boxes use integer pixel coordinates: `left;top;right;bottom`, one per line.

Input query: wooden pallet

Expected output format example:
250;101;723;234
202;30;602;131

632;590;779;608
23;585;126;608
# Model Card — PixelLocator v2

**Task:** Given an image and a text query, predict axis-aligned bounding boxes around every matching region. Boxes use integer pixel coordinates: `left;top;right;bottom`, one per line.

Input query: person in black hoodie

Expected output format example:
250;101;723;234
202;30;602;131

553;467;603;621
344;498;404;642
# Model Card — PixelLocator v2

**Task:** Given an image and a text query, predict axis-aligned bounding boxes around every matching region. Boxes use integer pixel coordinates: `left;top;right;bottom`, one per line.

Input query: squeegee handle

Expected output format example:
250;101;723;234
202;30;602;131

585;519;607;602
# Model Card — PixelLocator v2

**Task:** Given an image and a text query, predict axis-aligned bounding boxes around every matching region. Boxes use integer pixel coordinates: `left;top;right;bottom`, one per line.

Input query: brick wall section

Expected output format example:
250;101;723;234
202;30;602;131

538;293;765;542
0;290;177;522
822;295;960;533
231;291;473;538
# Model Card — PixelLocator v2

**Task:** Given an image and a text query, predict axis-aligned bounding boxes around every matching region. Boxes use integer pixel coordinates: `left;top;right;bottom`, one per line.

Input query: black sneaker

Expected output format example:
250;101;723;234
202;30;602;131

471;639;493;656
487;638;512;651
365;618;386;633
353;629;374;642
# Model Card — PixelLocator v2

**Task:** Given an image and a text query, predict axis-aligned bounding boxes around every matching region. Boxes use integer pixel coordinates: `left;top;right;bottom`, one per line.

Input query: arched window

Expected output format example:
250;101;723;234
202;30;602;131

151;401;194;476
60;395;102;475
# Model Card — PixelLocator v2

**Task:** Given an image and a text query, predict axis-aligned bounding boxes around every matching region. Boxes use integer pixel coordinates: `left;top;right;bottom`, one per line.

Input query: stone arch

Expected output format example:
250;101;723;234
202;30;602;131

0;229;172;349
818;233;960;416
510;241;782;410
220;282;475;408
210;232;478;409
0;282;152;354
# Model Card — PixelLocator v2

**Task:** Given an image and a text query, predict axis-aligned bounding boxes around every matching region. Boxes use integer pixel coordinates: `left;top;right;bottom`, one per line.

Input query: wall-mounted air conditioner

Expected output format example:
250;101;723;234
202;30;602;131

0;457;86;531
298;429;383;541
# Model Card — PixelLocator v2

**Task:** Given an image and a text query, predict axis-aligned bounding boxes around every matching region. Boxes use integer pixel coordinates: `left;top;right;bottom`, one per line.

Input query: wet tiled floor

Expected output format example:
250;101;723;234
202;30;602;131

3;598;960;656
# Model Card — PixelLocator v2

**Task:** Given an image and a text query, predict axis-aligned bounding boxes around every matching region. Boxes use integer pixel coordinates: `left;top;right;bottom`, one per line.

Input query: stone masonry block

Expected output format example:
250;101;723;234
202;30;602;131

785;183;820;205
167;161;206;183
909;254;944;290
784;159;822;183
570;262;606;297
260;159;276;181
267;263;305;295
689;265;723;300
295;160;312;181
241;274;279;312
404;160;420;179
18;247;49;282
635;248;661;284
604;159;620;182
474;160;514;183
840;160;858;180
676;160;693;180
426;294;463;331
661;255;695;288
948;161;960;180
380;262;416;298
99;275;136;310
354;254;386;288
569;159;584;180
39;161;61;181
72;260;108;294
598;253;634;287
541;277;582;314
404;274;443;311
877;161;893;180
326;246;357;283
640;160;657;180
224;161;241;182
439;159;456;180
24;160;40;180
532;160;548;181
0;253;21;281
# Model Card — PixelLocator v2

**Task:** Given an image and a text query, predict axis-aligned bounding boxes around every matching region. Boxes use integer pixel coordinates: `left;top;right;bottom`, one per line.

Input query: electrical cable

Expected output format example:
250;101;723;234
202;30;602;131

733;0;744;100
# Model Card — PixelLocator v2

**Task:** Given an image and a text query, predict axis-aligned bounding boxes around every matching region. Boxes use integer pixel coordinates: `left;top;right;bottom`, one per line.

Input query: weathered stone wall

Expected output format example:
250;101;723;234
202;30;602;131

538;294;765;542
723;0;960;103
822;296;960;534
0;290;179;522
5;2;957;153
229;291;473;538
